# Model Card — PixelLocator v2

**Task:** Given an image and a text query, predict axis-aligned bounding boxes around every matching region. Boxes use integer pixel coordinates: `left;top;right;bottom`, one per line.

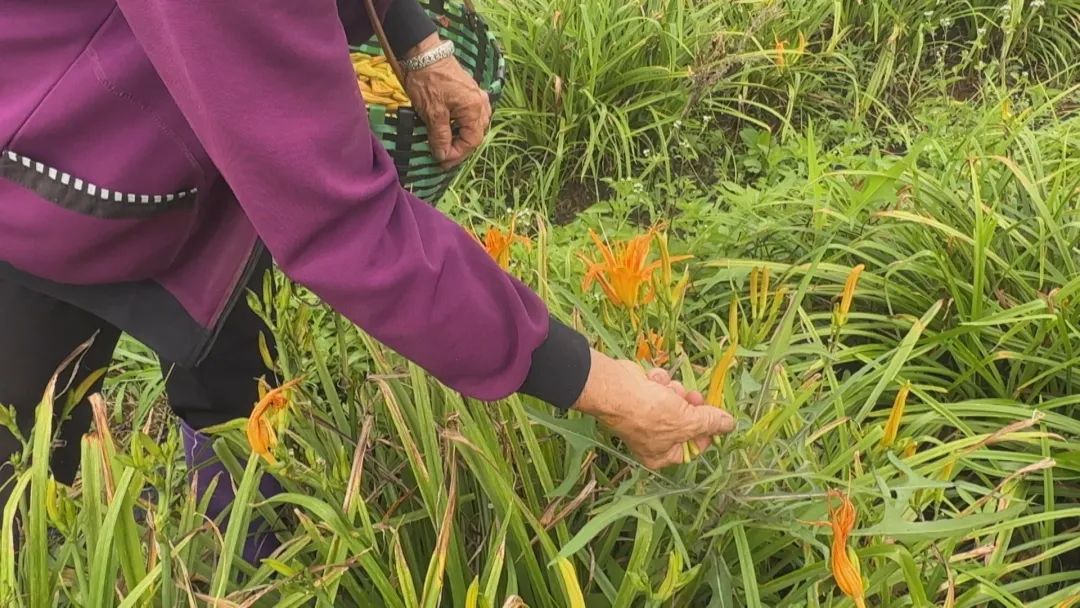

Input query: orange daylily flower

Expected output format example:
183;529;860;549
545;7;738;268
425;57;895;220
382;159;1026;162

247;378;302;464
580;228;690;310
476;218;530;270
775;32;807;70
825;491;866;608
635;331;670;367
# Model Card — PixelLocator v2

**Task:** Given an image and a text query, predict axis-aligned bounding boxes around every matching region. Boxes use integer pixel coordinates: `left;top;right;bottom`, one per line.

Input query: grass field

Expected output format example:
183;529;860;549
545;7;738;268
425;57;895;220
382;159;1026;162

2;0;1080;606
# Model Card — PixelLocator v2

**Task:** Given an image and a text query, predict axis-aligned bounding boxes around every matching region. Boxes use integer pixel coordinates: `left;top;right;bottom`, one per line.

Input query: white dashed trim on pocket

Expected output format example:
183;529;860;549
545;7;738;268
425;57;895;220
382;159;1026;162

0;150;197;219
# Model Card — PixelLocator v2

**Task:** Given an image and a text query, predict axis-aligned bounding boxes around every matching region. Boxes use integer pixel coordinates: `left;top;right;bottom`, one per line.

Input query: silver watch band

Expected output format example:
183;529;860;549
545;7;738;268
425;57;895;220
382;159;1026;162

400;40;455;72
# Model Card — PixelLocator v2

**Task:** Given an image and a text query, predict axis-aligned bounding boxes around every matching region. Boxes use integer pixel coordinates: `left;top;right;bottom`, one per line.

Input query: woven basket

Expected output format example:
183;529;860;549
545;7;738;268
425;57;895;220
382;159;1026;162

355;0;505;204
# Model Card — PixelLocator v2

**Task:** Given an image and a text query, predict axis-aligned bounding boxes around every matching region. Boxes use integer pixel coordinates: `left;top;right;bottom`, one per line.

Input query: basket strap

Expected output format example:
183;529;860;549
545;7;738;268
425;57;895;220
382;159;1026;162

363;0;407;86
362;0;480;87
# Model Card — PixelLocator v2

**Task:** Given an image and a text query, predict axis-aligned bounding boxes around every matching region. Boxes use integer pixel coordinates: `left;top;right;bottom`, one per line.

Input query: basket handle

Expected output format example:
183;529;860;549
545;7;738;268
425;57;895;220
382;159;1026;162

362;0;478;87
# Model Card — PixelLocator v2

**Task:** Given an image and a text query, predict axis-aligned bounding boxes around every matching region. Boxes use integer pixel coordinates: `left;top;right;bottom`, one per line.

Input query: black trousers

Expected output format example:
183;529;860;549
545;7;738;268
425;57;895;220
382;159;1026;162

0;260;274;500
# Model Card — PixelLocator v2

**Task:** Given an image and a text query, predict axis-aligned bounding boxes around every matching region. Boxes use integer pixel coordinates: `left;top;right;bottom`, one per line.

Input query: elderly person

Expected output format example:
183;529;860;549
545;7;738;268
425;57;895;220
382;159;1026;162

0;0;734;560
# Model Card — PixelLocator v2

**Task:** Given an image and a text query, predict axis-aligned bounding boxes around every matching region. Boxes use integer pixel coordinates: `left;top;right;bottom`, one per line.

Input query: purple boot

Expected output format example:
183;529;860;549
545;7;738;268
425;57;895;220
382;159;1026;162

180;420;283;563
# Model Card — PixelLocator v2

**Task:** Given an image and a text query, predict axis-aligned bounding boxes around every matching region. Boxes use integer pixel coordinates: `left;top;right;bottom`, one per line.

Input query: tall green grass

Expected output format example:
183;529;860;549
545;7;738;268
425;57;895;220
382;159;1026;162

464;0;1079;211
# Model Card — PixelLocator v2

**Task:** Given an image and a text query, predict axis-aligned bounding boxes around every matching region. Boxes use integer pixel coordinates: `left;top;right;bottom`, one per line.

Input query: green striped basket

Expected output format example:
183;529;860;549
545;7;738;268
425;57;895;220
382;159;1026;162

353;0;505;204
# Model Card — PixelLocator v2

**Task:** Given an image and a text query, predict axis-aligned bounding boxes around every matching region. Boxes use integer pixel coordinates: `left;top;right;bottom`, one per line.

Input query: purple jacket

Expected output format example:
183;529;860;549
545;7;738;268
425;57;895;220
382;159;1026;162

0;0;589;408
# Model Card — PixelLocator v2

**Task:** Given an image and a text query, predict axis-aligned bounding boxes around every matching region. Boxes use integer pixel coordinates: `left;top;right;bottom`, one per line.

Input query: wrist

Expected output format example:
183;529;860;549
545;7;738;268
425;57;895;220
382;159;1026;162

403;33;442;60
400;38;456;75
571;350;625;421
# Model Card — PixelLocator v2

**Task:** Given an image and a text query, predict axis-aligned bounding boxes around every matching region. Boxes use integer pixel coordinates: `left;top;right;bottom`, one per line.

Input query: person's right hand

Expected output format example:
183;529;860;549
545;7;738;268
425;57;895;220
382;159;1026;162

573;350;736;469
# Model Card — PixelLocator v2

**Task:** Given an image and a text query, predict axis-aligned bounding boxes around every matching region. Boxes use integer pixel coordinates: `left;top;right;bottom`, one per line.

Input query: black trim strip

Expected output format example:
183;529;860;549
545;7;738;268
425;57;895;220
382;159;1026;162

0;150;196;219
394;110;416;179
192;243;269;365
518;316;592;410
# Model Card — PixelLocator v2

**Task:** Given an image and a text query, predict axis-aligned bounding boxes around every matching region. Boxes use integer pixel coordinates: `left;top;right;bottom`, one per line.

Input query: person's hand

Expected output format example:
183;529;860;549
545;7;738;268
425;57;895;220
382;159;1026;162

573;350;736;469
401;34;492;169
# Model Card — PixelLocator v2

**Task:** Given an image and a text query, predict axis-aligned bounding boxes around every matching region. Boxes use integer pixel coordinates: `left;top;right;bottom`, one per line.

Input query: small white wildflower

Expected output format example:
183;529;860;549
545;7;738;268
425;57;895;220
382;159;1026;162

643;148;651;156
923;10;934;18
1031;0;1045;6
940;17;953;28
977;27;988;35
703;115;712;123
674;120;683;129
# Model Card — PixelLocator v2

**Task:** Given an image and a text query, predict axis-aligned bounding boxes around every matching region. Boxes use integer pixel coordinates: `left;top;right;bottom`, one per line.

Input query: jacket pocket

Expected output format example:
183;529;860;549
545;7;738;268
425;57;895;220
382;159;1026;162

5;7;210;220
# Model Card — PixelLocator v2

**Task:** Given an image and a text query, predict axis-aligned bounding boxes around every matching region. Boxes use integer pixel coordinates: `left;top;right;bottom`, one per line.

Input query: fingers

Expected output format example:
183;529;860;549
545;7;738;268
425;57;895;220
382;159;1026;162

442;124;482;168
688;405;736;438
648;368;703;405
647;368;671;384
604;358;737;470
640;444;686;470
426;107;454;166
635;396;735;470
442;94;491;168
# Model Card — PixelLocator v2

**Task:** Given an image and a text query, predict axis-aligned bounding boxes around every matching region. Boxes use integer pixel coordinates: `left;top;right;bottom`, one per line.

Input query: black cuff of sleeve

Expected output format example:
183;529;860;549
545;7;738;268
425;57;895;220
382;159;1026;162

517;316;592;410
382;0;439;57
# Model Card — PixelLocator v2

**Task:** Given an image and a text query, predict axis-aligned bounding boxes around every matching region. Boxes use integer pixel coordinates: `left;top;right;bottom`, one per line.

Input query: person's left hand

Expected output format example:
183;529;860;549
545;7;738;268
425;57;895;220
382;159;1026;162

402;34;492;169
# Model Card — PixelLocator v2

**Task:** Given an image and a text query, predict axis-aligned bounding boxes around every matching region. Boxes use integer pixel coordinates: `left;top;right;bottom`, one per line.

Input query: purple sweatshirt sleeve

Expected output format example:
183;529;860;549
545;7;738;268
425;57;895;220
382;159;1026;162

114;0;590;407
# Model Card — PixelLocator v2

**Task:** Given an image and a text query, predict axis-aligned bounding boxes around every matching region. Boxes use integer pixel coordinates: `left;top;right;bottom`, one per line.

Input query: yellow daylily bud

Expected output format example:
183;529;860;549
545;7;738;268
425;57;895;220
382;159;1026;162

836;264;865;326
881;381;912;448
706;341;739;408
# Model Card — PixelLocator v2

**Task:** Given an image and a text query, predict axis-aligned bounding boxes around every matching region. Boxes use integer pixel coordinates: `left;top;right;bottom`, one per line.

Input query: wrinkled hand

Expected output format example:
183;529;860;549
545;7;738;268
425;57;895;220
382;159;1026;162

574;350;736;469
402;35;492;169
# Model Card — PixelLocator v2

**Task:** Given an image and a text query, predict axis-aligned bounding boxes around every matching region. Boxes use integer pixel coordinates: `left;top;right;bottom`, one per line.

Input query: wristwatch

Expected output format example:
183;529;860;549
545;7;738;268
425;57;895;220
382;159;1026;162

400;40;455;72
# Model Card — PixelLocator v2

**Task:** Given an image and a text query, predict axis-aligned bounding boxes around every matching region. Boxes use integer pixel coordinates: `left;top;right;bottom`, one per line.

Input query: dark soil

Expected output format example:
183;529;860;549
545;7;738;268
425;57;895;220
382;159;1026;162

553;179;613;225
